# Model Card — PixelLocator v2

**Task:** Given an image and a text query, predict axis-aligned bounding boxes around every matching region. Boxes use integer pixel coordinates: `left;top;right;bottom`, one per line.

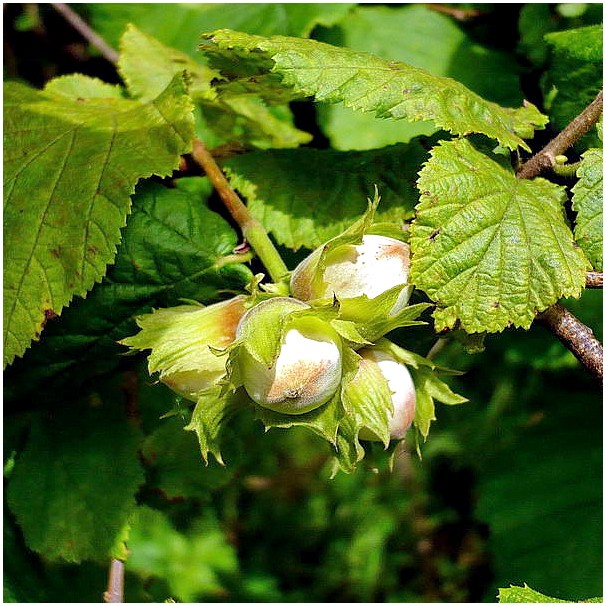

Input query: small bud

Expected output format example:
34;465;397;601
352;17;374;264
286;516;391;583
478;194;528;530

357;347;416;441
236;297;342;415
291;234;412;310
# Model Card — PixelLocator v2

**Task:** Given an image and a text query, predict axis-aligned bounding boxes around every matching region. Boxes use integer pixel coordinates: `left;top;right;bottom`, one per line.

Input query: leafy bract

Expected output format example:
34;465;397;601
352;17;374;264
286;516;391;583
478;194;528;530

543;25;603;148
3;74;194;367
410;138;589;333
572;148;603;270
498;584;600;603
200;29;547;150
6;400;144;562
376;339;467;439
225;141;428;250
317;4;523;150
89;3;354;51
4;179;252;402
121;296;248;401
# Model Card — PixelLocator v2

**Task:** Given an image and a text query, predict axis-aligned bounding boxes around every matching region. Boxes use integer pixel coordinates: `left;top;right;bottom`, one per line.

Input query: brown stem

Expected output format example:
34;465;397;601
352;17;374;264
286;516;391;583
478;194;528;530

515;94;604;382
425;3;484;20
537;304;603;383
586;272;603;289
190;138;289;282
516;90;603;179
191;139;254;228
103;558;125;603
51;3;119;65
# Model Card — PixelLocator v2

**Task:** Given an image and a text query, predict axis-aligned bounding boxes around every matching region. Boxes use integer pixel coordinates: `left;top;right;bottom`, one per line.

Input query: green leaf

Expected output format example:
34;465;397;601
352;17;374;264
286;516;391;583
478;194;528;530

3;74;194;367
141;416;233;500
572;148;603;270
118;24;219;102
126;505;238;601
317;4;524;150
225;141;429;250
543;25;603;148
89;3;354;51
4;179;252;402
410;138;589;333
476;389;602;600
44;74;125;98
498;584;600;603
118;24;310;149
6;400;144;563
201;29;547;150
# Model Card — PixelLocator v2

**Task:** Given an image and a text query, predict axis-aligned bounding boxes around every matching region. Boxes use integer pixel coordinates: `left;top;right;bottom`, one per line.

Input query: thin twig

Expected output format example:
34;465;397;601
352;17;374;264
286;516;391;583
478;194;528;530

537;304;603;383
103;558;125;603
51;3;119;65
425;3;484;21
516;90;603;179
586;272;603;289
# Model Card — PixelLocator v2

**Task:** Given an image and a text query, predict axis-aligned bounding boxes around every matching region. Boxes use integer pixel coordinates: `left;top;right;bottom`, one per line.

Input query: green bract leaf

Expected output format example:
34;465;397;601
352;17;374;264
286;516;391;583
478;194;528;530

341;348;392;447
375;339;467;439
6;402;144;562
200;29;547;150
121;296;248;401
317;4;524;150
186;386;245;465
3;74;194;367
410;138;589;333
572;148;603;270
497;584;598;603
225;141;427;250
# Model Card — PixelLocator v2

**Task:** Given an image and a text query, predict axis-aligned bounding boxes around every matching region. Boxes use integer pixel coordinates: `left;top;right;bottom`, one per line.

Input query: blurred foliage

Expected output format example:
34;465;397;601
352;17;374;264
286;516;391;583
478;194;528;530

3;3;602;603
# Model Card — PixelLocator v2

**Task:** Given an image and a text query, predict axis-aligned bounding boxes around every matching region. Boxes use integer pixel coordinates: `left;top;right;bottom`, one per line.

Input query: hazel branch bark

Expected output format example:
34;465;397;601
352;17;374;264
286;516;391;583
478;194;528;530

516;90;603;179
516;94;604;382
537;304;603;383
191;139;289;283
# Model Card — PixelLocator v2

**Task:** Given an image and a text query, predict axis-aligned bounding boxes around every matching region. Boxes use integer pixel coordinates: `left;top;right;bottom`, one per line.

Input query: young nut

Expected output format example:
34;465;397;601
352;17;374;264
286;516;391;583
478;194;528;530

357;347;416;441
290;234;412;310
120;295;247;401
236;297;342;415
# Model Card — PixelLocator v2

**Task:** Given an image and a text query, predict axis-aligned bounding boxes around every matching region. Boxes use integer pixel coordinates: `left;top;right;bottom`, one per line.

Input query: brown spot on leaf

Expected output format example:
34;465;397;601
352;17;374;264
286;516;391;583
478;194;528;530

429;229;441;241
